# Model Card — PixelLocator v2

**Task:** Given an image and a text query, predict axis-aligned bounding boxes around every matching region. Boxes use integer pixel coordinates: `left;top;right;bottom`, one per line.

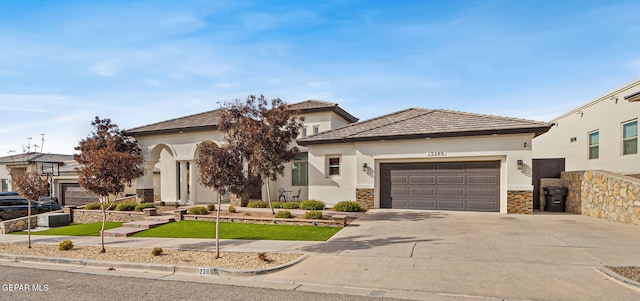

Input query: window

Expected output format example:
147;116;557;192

301;127;307;137
1;179;8;192
313;125;319;135
588;131;599;159
292;152;308;186
622;120;638;155
328;156;341;176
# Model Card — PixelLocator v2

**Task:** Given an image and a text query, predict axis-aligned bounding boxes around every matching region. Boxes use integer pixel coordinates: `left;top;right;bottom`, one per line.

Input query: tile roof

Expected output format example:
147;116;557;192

0;152;74;164
298;108;551;145
125;100;358;136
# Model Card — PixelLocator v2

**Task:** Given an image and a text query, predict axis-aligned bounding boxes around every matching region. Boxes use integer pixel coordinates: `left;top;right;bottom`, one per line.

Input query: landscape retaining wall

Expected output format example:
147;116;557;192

0;216;38;234
562;170;640;226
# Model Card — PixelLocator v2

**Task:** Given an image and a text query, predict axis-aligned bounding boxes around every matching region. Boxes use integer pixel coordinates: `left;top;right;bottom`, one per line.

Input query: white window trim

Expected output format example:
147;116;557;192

326;155;342;177
622;119;638;156
313;125;320;135
301;127;308;138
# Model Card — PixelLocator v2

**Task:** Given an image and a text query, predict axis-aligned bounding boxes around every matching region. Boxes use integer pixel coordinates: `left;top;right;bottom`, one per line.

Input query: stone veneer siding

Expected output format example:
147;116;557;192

355;188;374;211
507;190;533;214
136;188;154;203
561;172;584;214
563;170;640;226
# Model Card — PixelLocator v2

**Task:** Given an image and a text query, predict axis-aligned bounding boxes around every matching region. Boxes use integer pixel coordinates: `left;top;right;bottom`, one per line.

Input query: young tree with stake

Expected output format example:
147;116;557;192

14;171;49;248
74;117;145;253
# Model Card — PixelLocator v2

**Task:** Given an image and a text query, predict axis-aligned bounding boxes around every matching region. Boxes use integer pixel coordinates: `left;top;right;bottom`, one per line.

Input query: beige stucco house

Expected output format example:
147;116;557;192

533;78;640;176
125;100;358;205
127;101;550;214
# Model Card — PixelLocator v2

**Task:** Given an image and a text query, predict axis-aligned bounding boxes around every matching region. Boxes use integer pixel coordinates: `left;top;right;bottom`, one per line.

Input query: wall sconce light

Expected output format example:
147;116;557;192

362;163;368;172
517;160;523;170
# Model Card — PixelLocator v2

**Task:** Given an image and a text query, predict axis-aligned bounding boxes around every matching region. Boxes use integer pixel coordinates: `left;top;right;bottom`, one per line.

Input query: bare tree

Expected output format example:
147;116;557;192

219;95;303;213
14;171;49;248
74;117;145;253
195;141;244;258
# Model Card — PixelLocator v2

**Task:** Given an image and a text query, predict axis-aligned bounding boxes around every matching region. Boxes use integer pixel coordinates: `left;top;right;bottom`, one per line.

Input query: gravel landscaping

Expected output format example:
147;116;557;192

0;243;301;270
607;266;640;283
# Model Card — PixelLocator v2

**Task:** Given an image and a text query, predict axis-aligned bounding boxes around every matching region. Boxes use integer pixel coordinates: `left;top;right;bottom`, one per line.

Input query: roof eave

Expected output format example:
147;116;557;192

126;125;219;137
298;106;359;123
298;126;551;146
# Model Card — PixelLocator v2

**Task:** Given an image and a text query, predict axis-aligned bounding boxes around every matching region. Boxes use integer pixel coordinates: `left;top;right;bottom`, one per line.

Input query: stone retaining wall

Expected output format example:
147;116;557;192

562;170;639;226
507;190;533;214
72;210;149;224
0;216;38;234
561;172;584;214
182;214;346;227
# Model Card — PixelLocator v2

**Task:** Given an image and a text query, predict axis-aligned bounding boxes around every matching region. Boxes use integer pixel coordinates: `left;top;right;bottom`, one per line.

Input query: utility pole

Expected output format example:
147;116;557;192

41;134;45;153
26;137;32;153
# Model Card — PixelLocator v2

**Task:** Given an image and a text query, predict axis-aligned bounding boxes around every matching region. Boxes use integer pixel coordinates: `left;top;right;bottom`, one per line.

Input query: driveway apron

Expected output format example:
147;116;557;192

263;209;640;301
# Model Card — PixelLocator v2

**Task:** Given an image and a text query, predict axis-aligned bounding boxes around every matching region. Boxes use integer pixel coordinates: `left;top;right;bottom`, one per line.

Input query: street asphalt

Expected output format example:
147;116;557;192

1;209;639;300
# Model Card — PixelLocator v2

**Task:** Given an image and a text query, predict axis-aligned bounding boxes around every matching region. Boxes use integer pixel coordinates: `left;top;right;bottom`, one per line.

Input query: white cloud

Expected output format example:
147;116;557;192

143;79;162;87
91;59;121;77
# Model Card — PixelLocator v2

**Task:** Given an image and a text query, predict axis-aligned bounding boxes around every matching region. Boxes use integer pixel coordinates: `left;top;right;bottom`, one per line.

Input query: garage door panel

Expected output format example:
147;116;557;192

437;188;465;197
380;161;500;212
410;187;435;196
437;176;465;184
408;200;436;209
467;175;498;184
467;188;498;197
410;176;436;185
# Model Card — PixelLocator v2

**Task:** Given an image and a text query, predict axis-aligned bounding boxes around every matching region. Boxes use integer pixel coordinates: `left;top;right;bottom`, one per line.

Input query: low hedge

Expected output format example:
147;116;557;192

333;201;361;212
274;210;293;218
188;206;209;215
282;202;300;209
247;200;268;208
135;203;156;212
300;200;325;210
115;201;138;211
304;210;323;219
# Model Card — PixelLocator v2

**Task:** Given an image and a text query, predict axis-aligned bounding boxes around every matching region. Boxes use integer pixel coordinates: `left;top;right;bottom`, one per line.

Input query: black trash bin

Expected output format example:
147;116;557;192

543;186;568;212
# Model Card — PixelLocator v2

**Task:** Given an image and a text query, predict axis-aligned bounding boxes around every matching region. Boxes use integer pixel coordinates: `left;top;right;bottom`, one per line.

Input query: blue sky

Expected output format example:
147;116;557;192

1;0;639;155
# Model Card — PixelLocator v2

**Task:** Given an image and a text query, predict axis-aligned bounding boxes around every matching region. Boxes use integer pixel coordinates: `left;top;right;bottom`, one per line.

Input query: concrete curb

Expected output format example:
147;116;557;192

0;252;307;277
594;266;640;292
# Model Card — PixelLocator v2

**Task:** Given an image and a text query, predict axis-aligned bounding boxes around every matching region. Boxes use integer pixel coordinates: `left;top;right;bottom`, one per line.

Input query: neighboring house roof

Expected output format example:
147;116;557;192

0;152;74;165
298;108;551;145
125;100;358;136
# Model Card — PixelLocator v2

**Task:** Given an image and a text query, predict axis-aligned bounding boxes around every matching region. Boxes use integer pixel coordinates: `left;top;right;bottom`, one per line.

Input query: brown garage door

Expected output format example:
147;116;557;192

380;161;500;212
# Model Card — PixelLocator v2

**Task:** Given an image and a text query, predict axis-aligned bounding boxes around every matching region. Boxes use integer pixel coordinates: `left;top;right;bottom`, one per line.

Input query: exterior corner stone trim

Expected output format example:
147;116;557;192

507;190;533;214
355;188;374;211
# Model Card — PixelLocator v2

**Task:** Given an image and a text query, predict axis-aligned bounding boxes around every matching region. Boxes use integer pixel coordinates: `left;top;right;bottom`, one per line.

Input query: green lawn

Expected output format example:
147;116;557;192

10;222;123;236
132;220;340;241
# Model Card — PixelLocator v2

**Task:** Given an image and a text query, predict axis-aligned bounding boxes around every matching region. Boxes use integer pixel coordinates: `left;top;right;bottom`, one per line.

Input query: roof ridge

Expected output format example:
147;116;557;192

296;99;337;106
432;109;548;125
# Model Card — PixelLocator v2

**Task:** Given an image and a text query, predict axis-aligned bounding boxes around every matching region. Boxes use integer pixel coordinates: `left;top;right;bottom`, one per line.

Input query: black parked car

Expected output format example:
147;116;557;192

37;196;62;212
0;196;42;221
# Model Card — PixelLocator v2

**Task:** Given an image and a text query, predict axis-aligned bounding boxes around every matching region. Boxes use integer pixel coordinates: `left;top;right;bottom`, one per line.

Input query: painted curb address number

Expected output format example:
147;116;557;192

197;268;211;276
427;152;446;156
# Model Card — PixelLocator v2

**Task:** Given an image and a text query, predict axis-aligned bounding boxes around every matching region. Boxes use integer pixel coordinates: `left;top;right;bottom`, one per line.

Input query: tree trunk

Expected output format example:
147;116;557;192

265;180;275;214
215;193;222;259
100;197;107;253
27;202;32;249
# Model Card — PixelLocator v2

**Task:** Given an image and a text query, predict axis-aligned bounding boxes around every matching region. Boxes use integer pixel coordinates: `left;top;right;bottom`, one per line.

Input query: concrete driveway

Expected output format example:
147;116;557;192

262;210;640;300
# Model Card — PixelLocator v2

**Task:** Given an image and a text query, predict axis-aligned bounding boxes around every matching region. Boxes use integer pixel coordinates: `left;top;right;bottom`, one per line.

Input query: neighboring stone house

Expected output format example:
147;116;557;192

298;108;550;213
125;100;358;205
533;78;640;176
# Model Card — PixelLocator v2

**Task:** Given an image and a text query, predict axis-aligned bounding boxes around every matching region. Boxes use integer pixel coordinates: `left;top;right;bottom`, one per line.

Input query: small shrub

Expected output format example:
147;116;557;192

243;212;251;216
84;202;101;210
174;202;179;208
59;240;73;251
151;247;163;256
228;205;236;213
274;210;293;218
300;200;325;210
188;206;209;215
282;202;300;209
135;202;156;212
247;200;268;208
333;201;362;212
115;201;138;211
159;201;166;206
206;204;216;211
304;210;323;219
271;201;284;208
257;252;268;262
